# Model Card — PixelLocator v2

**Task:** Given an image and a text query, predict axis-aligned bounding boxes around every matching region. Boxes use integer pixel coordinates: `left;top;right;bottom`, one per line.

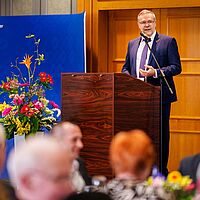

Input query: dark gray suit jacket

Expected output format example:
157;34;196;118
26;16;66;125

179;153;200;183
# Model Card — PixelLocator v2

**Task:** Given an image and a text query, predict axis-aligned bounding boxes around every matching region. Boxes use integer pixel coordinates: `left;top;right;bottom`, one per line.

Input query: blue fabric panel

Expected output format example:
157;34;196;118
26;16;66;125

0;13;86;179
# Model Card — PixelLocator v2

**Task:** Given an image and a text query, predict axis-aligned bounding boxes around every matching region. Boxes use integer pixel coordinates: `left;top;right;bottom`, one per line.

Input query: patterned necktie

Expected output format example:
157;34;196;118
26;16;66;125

139;43;148;78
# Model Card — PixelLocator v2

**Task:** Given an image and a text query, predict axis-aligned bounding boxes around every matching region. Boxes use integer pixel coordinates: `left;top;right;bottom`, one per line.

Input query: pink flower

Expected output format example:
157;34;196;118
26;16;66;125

152;177;165;187
13;94;23;105
13;98;23;105
49;101;59;108
184;183;196;191
34;101;44;110
19;83;30;87
2;107;12;117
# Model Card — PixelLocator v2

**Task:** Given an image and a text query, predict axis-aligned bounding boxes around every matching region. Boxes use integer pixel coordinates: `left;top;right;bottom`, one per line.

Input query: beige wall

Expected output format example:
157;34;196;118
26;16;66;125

0;0;75;15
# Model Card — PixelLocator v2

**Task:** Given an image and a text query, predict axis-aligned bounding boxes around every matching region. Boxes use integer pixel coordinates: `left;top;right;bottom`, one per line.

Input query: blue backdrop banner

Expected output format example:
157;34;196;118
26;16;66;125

0;12;86;178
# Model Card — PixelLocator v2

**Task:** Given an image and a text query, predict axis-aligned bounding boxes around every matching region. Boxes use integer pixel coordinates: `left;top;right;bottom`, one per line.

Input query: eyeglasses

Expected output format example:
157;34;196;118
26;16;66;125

138;20;155;25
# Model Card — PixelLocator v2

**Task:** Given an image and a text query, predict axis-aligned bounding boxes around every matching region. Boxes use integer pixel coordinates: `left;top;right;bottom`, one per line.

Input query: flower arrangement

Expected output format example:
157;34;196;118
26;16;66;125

147;169;196;200
0;34;61;139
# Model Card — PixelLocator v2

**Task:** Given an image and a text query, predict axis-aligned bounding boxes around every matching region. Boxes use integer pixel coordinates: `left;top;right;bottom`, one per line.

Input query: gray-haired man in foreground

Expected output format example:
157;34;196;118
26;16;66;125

7;135;74;200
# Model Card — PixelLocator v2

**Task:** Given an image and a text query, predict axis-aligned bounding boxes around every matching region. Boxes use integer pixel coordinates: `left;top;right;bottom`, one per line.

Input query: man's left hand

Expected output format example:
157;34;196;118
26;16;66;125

139;65;156;77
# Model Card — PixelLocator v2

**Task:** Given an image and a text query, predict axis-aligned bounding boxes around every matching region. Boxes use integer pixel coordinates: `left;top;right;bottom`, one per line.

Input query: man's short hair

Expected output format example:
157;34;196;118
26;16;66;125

51;121;81;138
7;135;71;187
137;9;156;21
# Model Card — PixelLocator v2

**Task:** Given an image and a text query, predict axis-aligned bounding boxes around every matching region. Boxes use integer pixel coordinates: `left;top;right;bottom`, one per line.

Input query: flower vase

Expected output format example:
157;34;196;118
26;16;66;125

14;131;44;152
35;131;44;136
14;133;25;153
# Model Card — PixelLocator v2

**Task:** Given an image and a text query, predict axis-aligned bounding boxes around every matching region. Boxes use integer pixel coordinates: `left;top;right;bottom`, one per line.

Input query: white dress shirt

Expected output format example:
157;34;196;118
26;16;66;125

136;31;156;81
71;159;86;192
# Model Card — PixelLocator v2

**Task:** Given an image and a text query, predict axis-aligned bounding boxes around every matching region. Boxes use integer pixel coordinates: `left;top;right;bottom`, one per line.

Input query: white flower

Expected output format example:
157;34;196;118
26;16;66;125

52;108;61;117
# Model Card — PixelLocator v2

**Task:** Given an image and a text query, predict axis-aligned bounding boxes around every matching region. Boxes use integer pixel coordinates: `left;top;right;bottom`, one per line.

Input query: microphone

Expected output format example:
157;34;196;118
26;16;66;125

140;32;151;42
139;32;173;95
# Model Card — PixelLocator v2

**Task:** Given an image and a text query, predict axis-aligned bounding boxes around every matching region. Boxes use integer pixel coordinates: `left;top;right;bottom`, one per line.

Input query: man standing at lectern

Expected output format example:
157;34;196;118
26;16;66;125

121;9;182;175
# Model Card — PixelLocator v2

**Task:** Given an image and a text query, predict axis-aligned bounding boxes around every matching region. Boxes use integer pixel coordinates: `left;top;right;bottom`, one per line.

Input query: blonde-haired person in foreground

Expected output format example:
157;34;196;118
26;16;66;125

91;129;174;200
7;135;74;200
0;124;17;200
51;121;91;192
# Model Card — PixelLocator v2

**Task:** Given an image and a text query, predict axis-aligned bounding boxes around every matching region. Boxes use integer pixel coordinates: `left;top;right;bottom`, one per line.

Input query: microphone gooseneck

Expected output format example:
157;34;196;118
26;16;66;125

140;32;173;95
140;32;151;42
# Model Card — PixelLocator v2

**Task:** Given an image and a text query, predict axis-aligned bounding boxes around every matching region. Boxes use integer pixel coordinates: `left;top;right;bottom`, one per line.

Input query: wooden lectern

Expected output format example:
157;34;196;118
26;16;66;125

62;73;160;178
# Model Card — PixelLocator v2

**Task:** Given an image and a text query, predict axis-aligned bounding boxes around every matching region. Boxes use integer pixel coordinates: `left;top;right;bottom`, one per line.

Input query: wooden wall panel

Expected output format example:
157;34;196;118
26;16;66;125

171;75;200;116
108;10;140;72
112;61;124;73
168;132;200;171
161;8;200;59
161;8;200;171
96;0;200;10
77;0;93;72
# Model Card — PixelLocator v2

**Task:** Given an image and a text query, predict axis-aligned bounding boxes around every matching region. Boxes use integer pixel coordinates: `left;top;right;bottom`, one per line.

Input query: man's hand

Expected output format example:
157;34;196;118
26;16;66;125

139;65;156;77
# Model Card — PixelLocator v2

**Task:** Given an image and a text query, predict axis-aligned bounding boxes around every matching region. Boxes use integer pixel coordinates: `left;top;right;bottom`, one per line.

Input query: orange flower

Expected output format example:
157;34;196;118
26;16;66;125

20;54;33;69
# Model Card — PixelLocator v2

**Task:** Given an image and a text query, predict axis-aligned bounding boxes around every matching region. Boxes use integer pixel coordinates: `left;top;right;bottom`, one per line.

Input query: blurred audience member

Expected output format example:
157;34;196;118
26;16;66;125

51;121;91;192
179;153;200;183
193;161;200;200
91;129;174;200
0;124;17;200
7;135;74;200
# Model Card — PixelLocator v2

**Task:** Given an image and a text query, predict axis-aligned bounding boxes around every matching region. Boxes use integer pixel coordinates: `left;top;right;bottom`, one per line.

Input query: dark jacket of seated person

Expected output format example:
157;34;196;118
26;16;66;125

179;153;200;183
77;157;92;186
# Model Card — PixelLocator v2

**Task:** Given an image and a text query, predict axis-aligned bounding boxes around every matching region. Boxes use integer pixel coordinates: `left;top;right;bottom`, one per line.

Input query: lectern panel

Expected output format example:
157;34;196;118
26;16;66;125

62;73;160;178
